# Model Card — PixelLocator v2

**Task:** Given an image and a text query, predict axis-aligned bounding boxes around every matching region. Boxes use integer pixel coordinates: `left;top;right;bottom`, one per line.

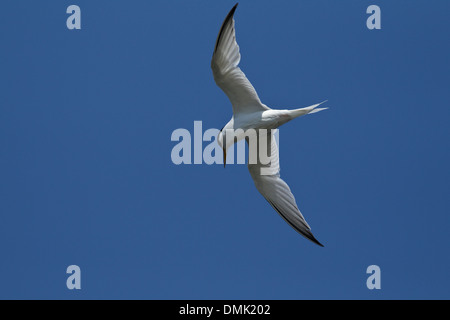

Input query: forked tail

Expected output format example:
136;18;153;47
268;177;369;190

290;100;328;118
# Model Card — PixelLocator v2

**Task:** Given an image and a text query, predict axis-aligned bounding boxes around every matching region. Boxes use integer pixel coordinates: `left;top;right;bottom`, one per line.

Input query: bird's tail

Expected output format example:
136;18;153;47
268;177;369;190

289;100;328;118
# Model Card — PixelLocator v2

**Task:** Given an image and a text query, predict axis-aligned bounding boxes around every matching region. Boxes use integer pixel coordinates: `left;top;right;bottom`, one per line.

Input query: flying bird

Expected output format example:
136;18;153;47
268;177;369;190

213;3;327;246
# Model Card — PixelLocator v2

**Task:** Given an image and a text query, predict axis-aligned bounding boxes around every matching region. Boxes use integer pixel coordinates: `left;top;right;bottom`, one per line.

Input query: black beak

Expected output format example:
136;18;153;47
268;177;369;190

223;148;226;168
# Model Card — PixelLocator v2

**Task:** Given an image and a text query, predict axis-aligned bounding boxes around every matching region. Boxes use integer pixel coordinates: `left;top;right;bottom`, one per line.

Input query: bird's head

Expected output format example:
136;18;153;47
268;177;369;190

217;125;239;168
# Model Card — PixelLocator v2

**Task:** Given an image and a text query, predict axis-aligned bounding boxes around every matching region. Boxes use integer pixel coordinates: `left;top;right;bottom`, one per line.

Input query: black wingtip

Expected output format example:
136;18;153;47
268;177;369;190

228;3;239;21
214;3;239;53
230;3;239;14
267;200;324;248
311;237;325;247
306;230;324;247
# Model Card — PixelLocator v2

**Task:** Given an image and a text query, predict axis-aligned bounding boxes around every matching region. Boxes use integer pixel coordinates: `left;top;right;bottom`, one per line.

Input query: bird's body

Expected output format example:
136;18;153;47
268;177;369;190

212;4;327;246
220;110;286;135
221;106;327;135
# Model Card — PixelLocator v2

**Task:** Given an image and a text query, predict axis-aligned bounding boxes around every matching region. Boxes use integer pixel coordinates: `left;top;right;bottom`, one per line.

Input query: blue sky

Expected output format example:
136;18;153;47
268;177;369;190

1;1;449;299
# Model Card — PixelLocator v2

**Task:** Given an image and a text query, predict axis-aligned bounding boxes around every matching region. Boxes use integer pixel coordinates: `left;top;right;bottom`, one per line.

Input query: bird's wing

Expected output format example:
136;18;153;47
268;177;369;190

211;4;269;115
247;130;324;246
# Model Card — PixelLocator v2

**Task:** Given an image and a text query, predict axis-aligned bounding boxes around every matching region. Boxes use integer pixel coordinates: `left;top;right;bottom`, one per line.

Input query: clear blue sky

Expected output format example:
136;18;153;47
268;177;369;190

1;0;449;299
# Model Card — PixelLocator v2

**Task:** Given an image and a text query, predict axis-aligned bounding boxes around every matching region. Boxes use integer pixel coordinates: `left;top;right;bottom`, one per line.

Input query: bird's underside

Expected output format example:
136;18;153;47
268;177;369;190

211;3;326;246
